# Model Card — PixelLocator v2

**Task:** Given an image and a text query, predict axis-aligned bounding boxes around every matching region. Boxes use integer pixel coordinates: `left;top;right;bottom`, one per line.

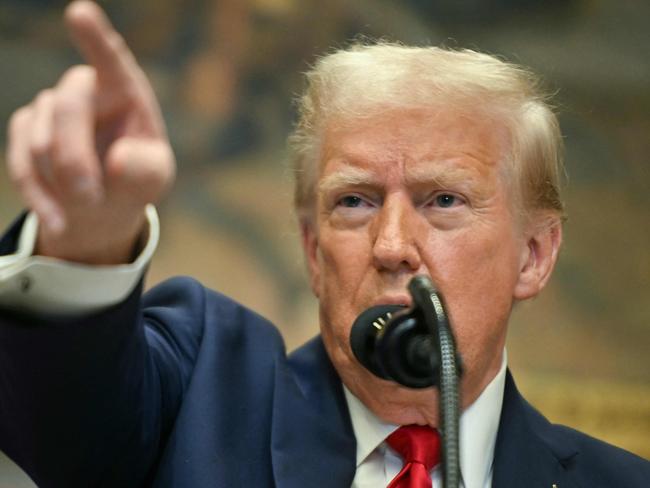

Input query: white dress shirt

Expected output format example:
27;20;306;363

345;352;506;488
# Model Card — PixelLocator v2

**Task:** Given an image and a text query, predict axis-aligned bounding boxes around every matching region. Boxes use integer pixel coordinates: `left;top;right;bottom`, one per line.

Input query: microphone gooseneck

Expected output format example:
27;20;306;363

408;276;462;488
349;275;462;488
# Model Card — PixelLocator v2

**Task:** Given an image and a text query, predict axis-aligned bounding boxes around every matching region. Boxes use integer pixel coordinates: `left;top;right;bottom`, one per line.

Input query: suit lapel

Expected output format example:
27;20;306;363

492;371;579;488
271;336;356;488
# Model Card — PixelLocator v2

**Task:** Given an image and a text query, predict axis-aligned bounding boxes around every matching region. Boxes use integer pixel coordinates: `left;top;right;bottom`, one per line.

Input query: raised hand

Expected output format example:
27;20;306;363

6;1;175;264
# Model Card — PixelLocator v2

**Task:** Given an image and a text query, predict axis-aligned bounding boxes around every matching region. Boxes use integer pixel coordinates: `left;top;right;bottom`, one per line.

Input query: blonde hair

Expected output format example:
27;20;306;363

289;42;565;224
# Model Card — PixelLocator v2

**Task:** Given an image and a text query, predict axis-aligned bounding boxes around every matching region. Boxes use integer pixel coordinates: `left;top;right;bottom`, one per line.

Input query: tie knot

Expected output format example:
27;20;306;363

386;425;441;470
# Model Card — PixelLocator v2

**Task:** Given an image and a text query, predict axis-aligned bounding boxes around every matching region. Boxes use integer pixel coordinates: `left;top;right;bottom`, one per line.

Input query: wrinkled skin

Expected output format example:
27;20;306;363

301;109;562;426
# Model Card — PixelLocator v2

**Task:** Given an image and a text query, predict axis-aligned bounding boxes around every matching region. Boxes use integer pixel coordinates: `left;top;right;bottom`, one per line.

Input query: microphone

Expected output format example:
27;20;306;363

349;275;463;488
350;276;462;388
350;303;439;388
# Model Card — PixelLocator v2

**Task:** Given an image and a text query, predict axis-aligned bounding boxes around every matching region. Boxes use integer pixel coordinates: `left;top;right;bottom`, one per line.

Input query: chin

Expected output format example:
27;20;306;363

368;387;441;426
341;358;442;426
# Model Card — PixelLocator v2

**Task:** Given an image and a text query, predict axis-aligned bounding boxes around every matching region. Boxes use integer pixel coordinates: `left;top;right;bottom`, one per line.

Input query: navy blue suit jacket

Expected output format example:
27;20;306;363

0;222;648;487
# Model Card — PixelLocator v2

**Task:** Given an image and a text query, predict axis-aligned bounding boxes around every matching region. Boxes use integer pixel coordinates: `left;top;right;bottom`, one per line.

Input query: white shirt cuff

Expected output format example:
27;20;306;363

0;204;159;316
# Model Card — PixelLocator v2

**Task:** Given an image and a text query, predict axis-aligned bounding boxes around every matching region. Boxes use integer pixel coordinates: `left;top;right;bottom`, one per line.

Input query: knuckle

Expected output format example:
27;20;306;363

58;65;96;95
30;137;52;161
52;97;75;121
8;165;29;189
35;88;54;106
8;107;31;134
64;64;96;81
49;141;83;177
53;69;95;111
146;164;168;189
52;91;86;123
57;163;82;183
53;162;88;190
148;146;176;196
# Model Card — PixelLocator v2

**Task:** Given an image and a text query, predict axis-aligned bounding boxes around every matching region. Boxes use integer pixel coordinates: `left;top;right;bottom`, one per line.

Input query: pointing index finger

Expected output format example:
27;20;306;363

64;1;141;92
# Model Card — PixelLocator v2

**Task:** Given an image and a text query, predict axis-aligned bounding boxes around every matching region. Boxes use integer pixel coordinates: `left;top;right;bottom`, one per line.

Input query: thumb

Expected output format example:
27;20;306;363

104;137;176;205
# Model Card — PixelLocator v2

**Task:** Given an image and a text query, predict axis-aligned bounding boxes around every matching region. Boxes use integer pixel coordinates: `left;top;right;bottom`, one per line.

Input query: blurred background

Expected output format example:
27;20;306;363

0;0;648;484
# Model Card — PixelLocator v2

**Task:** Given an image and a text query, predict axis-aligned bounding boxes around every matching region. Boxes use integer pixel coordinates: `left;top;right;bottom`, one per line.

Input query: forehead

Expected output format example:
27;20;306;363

319;109;510;185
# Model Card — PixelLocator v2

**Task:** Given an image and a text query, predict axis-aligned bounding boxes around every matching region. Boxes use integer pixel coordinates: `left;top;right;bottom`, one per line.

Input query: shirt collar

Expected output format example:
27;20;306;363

343;350;507;488
344;384;397;468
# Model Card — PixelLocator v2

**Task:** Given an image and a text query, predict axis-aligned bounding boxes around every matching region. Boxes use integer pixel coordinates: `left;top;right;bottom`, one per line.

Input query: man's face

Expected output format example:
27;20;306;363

302;109;553;425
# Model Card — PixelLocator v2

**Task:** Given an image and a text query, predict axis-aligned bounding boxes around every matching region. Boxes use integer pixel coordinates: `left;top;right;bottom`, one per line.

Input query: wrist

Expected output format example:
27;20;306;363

35;211;148;266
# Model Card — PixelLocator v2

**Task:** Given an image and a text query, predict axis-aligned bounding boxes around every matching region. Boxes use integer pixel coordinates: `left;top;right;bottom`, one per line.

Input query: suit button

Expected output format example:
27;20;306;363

18;274;32;293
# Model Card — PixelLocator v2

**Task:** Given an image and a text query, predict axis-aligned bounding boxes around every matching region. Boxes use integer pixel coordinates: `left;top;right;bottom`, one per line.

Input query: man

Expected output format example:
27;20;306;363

0;1;647;487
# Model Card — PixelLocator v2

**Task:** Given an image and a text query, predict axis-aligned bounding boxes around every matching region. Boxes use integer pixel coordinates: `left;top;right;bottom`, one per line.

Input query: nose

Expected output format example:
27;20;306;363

372;194;422;272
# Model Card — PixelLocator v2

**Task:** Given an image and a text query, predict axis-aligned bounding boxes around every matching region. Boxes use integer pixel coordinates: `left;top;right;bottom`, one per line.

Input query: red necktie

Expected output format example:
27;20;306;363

386;425;441;488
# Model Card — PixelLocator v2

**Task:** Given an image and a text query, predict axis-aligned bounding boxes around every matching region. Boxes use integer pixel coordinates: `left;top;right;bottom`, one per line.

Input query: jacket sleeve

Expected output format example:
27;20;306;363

0;218;209;487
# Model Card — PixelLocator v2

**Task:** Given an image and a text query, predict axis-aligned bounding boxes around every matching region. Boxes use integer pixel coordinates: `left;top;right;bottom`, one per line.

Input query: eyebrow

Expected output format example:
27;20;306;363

317;166;378;194
317;161;480;195
404;163;480;188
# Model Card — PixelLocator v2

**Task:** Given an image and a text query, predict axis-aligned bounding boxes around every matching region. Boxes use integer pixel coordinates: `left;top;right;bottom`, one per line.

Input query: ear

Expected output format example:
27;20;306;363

513;218;563;301
300;218;322;298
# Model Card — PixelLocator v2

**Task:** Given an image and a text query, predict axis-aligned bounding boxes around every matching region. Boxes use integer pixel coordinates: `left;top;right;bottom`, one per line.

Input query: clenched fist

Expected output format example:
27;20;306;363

6;1;175;265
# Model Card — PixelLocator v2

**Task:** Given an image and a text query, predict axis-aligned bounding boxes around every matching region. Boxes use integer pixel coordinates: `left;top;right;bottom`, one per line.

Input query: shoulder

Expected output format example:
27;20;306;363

548;422;650;486
141;276;286;364
143;276;280;332
518;387;650;486
498;372;650;487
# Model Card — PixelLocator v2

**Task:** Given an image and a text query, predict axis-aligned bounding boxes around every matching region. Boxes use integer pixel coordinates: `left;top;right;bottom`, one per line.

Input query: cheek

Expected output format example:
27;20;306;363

317;228;371;297
316;227;375;351
423;225;521;362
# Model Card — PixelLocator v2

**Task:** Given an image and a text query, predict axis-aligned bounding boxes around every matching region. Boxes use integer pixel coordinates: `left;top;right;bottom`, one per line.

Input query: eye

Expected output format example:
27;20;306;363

330;193;375;225
436;194;457;208
427;191;467;208
338;195;365;208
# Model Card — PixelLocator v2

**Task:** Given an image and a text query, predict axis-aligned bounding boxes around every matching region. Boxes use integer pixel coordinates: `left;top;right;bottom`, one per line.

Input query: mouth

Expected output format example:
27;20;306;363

371;295;412;308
